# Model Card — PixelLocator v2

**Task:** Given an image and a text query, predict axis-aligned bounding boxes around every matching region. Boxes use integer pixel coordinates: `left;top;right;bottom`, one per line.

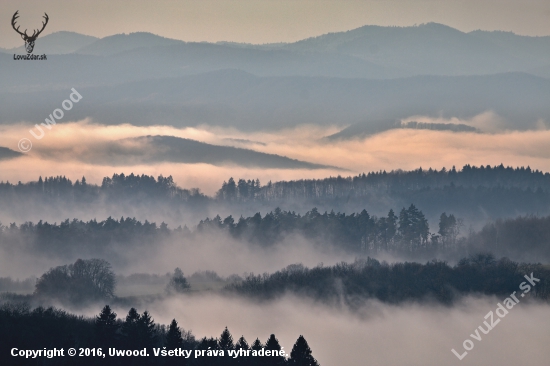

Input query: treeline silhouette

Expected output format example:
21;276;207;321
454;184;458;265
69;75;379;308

0;173;207;204
0;216;170;259
217;164;550;202
225;255;550;305
3;208;550;261
198;205;435;252
1;165;549;210
0;303;318;365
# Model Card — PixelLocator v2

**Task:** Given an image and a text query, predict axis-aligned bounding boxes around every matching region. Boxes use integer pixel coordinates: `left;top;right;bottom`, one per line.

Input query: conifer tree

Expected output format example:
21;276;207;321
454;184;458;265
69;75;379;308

235;336;249;351
235;336;250;365
166;268;191;294
249;338;264;366
264;334;285;365
251;338;263;351
137;310;157;348
289;335;319;366
219;327;235;350
95;305;118;346
165;319;185;366
121;307;141;347
165;319;183;349
218;328;236;366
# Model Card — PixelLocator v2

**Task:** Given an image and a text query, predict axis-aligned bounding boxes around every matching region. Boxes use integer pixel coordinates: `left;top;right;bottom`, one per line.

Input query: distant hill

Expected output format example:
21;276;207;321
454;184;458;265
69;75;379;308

325;120;478;141
76;32;184;56
4;24;550;94
8;31;98;55
3;24;550;134
2;70;549;132
0;146;22;160
106;135;341;170
4;24;550;80
0;40;392;94
277;23;550;77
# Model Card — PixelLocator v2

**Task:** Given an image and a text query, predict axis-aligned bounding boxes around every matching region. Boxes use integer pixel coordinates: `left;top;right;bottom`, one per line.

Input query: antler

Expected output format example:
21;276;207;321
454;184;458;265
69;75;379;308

29;13;49;40
11;11;49;40
11;11;27;38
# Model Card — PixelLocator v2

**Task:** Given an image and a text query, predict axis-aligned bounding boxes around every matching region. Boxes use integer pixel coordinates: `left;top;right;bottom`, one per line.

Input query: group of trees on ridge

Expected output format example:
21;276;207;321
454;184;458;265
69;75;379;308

0;303;319;366
0;173;207;204
11;259;193;305
34;259;116;304
2;165;550;227
0;204;460;258
4;254;549;308
226;254;550;305
216;164;550;202
2;207;550;261
197;205;455;253
0;165;548;204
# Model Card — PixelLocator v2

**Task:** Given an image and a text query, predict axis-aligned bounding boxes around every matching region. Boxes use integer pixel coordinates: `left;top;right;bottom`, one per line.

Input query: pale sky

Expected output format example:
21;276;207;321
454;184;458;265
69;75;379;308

1;0;550;48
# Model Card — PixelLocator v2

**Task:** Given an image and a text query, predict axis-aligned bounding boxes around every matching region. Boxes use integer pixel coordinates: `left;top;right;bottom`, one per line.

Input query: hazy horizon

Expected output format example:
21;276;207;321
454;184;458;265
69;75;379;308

2;0;550;49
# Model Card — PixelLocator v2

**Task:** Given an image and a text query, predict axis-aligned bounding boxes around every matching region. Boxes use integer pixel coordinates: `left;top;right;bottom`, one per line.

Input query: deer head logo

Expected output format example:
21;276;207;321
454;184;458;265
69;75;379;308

11;10;49;54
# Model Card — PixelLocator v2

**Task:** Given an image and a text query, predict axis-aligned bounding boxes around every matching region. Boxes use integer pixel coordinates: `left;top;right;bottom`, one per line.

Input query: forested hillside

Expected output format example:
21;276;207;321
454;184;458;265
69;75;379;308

2;165;549;226
2;206;550;262
226;255;550;305
0;303;318;366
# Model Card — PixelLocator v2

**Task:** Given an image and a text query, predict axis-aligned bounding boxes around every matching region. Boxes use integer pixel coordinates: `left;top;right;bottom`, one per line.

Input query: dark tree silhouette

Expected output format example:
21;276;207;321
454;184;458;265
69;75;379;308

137;310;157;348
219;327;236;365
165;319;183;349
249;338;264;366
165;319;187;366
289;335;319;366
34;258;115;304
264;334;285;366
121;307;141;347
166;267;191;294
219;326;235;350
95;305;118;346
235;336;250;365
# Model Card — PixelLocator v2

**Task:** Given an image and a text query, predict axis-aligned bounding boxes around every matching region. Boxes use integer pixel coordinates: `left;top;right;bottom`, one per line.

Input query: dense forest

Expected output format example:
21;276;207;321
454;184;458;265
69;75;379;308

0;303;318;366
2;207;550;262
2;165;550;225
1;165;548;203
216;164;550;201
2;165;550;365
0;174;207;204
226;255;550;306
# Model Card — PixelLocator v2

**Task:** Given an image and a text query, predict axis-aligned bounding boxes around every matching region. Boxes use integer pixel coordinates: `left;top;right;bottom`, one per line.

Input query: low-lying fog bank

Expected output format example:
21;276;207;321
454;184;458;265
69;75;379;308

78;294;550;366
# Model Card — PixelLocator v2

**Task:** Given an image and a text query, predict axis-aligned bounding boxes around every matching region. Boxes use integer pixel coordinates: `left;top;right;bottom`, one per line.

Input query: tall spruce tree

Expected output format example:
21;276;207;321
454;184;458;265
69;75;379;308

219;327;235;350
137;310;157;348
251;338;263;351
165;319;183;349
166;319;185;366
250;338;264;366
121;307;141;347
235;336;250;365
218;327;236;366
289;335;319;366
95;305;118;346
264;334;285;366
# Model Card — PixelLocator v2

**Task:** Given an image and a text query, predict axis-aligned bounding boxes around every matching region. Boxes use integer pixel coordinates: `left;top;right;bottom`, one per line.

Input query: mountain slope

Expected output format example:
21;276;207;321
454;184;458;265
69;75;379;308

279;23;550;76
0;146;22;160
2;70;549;131
97;135;341;170
9;31;98;55
76;32;184;56
0;41;392;93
